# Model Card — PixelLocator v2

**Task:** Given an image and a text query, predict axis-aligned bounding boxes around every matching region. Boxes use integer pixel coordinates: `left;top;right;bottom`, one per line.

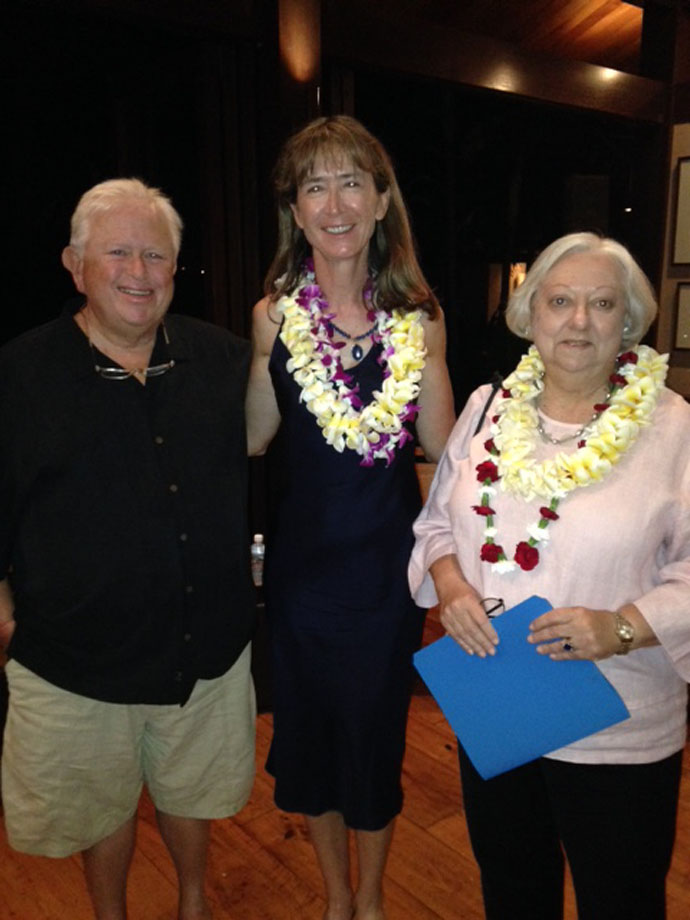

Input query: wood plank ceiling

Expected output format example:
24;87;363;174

346;0;646;74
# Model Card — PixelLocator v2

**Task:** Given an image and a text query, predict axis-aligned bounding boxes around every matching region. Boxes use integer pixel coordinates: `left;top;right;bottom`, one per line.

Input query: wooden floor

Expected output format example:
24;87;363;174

3;619;690;918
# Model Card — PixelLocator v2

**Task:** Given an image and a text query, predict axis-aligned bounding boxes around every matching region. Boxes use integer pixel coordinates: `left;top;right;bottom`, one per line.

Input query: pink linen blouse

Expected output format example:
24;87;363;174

409;385;690;764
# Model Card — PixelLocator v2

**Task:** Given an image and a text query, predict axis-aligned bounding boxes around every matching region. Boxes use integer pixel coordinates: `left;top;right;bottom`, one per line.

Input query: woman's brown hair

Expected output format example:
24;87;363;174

264;115;438;317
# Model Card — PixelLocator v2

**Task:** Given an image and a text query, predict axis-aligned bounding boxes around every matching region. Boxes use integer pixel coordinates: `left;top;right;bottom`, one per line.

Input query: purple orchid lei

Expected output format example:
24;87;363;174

279;258;425;466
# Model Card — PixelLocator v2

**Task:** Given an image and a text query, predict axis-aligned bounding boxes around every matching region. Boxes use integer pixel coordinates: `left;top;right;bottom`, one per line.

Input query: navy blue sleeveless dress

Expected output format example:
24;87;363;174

264;333;426;831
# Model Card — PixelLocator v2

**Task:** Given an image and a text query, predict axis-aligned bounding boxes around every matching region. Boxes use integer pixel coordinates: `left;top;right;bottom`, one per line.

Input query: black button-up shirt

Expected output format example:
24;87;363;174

0;310;254;704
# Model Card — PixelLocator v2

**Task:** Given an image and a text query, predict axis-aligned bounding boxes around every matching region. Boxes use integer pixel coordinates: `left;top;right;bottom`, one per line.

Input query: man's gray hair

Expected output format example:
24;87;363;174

69;178;183;256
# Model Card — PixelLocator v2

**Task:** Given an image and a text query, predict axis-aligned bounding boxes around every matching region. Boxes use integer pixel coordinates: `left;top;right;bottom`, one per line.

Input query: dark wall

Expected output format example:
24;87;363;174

4;2;277;345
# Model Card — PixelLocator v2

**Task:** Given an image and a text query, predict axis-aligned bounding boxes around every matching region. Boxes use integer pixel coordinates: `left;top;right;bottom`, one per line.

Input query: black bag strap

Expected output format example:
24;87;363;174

473;372;503;436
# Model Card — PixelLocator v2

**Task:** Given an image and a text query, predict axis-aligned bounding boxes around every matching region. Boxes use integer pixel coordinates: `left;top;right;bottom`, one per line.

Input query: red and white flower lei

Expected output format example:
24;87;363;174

473;344;668;573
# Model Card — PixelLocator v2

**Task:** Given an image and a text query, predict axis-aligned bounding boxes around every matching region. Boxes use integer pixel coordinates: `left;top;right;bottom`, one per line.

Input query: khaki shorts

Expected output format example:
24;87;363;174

1;645;256;857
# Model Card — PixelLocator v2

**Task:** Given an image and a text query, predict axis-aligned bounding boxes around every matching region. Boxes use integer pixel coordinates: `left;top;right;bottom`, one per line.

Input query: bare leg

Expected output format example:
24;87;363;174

156;811;212;920
353;820;395;920
306;812;354;920
82;814;137;920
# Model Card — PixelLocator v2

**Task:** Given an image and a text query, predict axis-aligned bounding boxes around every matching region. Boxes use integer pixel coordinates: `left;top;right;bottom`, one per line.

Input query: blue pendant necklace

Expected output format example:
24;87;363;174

327;320;378;362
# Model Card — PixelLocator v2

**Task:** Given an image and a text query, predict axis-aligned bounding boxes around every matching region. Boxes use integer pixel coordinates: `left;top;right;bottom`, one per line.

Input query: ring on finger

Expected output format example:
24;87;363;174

563;638;574;652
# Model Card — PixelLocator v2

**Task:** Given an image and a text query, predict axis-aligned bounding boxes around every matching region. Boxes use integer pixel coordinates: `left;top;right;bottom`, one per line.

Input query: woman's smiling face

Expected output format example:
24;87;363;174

290;153;390;267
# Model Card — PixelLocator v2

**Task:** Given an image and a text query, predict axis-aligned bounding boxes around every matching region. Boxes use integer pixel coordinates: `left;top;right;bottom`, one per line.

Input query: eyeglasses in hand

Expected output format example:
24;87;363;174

480;597;505;619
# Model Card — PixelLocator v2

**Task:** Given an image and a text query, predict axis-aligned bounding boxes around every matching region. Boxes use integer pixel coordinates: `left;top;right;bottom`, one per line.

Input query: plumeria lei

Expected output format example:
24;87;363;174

278;259;427;466
474;344;668;573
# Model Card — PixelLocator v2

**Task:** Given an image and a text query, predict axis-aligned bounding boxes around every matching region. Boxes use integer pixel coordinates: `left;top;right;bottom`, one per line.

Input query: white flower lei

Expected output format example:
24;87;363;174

278;262;427;466
474;344;668;573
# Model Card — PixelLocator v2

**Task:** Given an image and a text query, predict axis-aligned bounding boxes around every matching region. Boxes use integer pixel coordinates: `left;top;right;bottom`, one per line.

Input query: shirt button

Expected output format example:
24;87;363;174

174;671;183;682
154;435;164;445
179;533;188;542
183;633;192;642
169;483;179;493
185;585;194;594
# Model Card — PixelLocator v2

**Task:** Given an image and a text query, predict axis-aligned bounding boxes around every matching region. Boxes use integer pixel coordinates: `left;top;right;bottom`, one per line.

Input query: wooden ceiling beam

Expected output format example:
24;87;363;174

324;4;666;122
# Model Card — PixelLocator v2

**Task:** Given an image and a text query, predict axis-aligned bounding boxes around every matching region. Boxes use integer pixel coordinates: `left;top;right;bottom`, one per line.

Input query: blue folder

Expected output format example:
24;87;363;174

413;595;630;779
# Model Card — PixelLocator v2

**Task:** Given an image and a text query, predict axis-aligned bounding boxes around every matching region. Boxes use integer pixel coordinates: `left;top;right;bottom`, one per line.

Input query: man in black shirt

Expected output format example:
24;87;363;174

0;179;256;919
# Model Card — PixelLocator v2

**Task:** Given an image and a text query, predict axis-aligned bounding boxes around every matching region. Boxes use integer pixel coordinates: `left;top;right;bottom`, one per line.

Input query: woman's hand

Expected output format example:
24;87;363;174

430;555;499;657
527;603;657;661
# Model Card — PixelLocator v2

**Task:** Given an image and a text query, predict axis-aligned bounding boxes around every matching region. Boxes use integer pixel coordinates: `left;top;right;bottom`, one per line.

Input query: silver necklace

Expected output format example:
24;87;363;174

536;389;611;445
535;413;598;445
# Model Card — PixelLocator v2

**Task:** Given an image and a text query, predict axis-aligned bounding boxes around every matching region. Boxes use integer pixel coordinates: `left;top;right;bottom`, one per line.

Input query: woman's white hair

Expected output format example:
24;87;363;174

69;178;183;256
505;232;658;350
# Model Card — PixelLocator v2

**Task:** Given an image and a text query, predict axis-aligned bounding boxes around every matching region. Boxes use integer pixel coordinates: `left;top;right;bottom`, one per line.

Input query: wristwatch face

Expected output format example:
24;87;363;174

616;618;634;643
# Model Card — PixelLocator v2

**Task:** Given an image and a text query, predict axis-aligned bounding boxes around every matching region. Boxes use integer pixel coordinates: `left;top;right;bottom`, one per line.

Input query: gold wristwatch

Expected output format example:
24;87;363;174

614;611;635;655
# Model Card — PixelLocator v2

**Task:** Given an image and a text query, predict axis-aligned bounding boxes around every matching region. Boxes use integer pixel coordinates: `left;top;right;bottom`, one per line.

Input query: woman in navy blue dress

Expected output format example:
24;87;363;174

246;116;455;920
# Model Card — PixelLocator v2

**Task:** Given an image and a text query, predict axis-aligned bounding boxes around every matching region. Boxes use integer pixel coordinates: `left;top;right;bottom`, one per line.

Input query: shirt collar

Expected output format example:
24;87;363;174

62;303;192;380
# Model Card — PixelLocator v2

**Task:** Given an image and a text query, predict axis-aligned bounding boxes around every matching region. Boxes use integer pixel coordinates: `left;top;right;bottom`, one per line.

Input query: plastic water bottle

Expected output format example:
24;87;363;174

250;533;265;587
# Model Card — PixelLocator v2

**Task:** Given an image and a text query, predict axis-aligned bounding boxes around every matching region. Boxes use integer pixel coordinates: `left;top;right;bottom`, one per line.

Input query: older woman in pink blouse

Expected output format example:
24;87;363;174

409;232;690;920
